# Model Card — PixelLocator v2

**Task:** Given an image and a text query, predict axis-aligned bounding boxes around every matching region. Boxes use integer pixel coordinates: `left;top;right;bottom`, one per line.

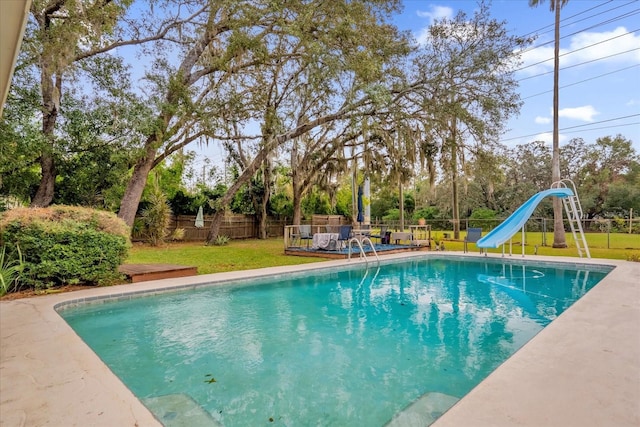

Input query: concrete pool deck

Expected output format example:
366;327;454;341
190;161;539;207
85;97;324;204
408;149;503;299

1;253;638;426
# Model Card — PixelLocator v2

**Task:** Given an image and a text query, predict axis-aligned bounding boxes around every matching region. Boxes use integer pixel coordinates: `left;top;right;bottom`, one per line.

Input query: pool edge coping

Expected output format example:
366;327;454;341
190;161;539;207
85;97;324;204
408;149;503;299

1;252;638;426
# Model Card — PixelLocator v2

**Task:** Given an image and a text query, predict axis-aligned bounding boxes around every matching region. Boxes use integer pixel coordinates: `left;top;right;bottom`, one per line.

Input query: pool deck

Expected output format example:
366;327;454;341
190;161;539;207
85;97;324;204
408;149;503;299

1;253;638;427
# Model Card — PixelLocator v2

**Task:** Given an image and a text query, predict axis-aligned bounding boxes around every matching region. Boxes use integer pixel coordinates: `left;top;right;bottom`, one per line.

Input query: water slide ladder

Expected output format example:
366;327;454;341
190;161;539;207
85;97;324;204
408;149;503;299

552;179;591;259
347;236;380;266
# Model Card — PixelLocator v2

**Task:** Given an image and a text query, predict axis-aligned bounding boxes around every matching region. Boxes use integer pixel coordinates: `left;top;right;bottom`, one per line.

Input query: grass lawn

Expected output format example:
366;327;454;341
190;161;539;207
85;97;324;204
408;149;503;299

126;239;323;275
126;232;639;276
437;231;640;261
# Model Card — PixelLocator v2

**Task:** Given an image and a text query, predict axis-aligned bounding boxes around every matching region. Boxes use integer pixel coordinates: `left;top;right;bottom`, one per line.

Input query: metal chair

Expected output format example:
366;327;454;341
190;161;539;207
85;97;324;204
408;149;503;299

334;225;352;250
370;225;388;244
299;225;313;248
464;228;483;253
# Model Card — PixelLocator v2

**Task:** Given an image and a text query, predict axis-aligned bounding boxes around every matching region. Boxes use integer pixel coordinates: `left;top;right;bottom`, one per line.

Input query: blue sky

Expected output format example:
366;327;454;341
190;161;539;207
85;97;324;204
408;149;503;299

395;0;640;151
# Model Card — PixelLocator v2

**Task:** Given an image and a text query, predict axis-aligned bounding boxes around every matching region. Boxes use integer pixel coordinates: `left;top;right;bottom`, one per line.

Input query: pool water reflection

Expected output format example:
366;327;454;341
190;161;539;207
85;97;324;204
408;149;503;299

59;257;612;426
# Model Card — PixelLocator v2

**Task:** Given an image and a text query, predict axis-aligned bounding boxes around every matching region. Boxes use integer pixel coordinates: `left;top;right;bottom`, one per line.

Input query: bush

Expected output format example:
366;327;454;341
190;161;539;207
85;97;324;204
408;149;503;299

212;235;230;246
413;206;439;222
1;244;24;296
0;205;131;290
382;208;400;221
139;180;172;246
469;208;500;229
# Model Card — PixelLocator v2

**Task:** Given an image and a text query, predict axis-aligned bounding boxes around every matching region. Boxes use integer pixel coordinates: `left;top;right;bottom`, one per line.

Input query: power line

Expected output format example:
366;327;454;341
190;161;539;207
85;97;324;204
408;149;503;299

522;7;640;53
517;47;640;82
559;114;640;131
500;114;640;142
516;28;639;72
558;121;640;136
519;1;638;50
519;0;615;39
502;122;639;142
555;0;637;32
521;64;640;100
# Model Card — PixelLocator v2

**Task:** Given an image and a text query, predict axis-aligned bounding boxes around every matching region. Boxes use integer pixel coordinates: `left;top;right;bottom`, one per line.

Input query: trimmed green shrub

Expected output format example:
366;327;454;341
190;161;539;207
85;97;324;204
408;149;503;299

469;208;500;229
0;206;131;290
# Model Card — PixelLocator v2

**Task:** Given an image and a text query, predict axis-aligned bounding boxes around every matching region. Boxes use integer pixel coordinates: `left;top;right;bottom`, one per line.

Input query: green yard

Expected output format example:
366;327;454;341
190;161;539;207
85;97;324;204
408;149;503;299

126;239;322;275
126;232;640;276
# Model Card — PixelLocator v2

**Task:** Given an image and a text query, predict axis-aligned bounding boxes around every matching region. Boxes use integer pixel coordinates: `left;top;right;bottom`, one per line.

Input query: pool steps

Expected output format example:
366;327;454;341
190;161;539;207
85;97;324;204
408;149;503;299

142;393;222;427
385;392;460;427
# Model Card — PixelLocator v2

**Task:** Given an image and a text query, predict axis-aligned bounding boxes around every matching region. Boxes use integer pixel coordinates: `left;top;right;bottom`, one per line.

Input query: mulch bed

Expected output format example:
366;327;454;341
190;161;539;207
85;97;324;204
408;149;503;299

0;283;126;301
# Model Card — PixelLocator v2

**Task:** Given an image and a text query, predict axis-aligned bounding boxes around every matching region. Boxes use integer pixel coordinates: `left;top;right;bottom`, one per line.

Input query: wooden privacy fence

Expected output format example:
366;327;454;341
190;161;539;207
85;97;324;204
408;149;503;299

161;214;351;241
310;215;350;228
170;214;288;241
133;214;354;242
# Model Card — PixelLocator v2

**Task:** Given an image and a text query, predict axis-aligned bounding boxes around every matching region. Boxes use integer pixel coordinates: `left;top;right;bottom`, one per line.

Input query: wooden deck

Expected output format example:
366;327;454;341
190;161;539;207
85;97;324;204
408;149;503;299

118;264;198;283
285;244;431;259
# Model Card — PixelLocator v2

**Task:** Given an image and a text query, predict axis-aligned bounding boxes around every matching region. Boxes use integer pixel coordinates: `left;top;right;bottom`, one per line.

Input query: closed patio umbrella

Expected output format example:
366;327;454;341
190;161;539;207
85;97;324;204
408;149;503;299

357;185;364;225
195;206;204;228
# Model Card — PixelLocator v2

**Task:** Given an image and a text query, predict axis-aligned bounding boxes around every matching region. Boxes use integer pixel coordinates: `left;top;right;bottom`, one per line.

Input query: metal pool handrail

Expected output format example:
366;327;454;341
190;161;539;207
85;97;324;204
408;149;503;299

347;236;380;266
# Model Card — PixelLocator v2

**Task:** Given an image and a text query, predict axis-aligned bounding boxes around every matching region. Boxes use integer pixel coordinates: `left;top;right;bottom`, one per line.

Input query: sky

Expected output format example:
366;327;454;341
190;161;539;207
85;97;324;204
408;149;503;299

394;0;640;151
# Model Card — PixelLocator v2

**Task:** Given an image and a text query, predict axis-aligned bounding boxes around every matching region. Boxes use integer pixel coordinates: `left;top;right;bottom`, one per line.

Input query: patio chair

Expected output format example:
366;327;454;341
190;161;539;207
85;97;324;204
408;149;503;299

464;228;483;253
370;225;388;244
333;225;352;250
299;225;313;248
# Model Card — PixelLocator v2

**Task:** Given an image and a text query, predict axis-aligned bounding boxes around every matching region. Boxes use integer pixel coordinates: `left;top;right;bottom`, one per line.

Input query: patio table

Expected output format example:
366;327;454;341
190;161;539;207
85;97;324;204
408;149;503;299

390;232;413;245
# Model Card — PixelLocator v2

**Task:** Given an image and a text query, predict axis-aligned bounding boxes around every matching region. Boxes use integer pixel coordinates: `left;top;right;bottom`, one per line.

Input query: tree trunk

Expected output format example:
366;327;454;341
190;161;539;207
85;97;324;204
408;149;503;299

399;178;404;231
290;142;303;226
32;154;56;206
451;120;460;240
292;185;303;226
258;161;271;239
206;146;272;243
118;144;158;227
487;180;496;210
552;3;567;248
206;211;226;244
31;67;60;207
259;205;268;239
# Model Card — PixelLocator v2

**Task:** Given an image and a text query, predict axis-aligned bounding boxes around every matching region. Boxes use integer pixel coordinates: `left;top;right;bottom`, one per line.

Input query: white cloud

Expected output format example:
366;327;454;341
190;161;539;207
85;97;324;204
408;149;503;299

557;105;599;122
518;26;640;76
626;99;639;107
415;5;454;45
535;116;551;124
534;132;553;144
532;132;568;145
569;27;640;64
416;5;454;23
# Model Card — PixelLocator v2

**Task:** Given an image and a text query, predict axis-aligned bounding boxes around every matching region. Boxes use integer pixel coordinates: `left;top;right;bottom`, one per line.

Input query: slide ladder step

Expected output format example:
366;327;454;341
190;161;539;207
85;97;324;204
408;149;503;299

561;192;590;259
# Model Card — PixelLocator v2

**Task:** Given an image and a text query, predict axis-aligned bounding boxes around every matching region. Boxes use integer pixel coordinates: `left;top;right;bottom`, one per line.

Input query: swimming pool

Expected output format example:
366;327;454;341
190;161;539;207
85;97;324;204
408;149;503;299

59;256;612;426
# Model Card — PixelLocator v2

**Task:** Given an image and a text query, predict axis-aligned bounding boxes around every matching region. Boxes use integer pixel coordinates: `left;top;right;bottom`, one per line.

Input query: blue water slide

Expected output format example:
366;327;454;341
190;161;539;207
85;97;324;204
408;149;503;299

476;187;573;249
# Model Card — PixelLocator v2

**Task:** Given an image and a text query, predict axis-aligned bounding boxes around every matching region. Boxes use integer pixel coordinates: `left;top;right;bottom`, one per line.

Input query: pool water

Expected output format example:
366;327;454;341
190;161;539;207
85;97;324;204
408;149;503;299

60;257;612;426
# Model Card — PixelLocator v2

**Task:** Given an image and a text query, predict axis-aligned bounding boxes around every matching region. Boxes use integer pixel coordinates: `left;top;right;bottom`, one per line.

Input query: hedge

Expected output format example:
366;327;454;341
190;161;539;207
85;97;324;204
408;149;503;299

0;205;131;290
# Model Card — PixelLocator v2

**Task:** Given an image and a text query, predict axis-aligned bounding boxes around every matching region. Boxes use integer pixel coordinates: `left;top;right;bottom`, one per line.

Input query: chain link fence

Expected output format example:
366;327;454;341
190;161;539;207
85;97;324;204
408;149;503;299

409;217;639;250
